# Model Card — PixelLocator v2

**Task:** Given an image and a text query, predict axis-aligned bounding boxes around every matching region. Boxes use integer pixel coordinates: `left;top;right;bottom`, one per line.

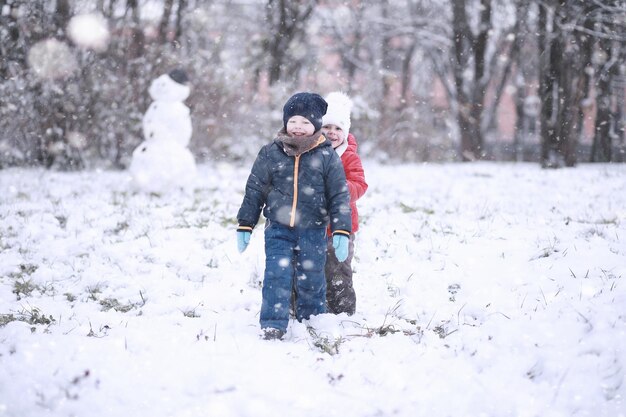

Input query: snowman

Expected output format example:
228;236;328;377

129;69;197;193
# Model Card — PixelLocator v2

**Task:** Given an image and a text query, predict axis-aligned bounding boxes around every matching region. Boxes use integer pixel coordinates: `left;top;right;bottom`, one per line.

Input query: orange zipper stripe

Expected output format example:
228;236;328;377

288;137;324;228
290;155;300;227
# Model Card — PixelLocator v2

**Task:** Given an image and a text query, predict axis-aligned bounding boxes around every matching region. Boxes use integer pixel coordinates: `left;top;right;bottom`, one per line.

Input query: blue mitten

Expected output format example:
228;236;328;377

237;231;251;253
332;234;349;262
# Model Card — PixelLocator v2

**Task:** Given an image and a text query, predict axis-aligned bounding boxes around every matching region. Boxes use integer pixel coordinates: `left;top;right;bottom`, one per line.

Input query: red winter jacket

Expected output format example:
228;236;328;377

333;133;368;234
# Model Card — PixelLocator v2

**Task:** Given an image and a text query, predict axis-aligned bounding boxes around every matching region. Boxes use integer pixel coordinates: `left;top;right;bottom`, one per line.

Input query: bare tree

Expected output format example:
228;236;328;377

538;1;579;167
590;0;626;162
538;0;624;167
158;0;176;44
434;0;524;161
452;0;491;160
0;0;24;80
2;0;624;168
262;0;318;86
509;2;539;161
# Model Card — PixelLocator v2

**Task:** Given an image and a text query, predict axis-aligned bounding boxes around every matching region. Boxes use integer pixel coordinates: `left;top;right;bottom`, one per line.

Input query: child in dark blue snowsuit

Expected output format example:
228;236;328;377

237;92;352;340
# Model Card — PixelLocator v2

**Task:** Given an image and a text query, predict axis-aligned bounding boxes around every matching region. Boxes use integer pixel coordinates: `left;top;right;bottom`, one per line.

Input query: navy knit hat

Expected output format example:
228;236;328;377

282;92;328;132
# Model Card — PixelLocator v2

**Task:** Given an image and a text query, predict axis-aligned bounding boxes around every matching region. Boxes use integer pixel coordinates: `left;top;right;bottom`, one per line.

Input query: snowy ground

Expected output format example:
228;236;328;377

1;161;625;417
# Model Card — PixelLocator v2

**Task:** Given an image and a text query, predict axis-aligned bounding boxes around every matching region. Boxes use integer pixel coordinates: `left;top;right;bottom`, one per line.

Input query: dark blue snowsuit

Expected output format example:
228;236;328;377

237;131;351;332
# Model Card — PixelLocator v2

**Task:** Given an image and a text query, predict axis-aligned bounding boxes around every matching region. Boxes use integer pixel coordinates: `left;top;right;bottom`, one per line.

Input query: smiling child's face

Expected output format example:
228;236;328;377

286;115;315;137
321;124;345;149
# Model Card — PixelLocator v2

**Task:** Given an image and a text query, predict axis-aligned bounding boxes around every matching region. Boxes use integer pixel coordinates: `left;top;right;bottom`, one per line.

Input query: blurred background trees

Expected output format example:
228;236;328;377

0;0;624;169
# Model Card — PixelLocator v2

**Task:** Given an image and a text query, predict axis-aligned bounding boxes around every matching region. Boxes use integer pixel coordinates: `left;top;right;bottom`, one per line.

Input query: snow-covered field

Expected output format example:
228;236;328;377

1;161;625;417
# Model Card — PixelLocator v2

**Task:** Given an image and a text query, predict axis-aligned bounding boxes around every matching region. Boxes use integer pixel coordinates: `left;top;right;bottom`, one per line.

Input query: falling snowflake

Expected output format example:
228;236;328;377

28;38;77;80
66;131;88;149
67;13;110;52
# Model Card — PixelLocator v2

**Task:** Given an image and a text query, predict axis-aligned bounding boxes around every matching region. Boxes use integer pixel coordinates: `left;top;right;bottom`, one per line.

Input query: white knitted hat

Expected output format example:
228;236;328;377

322;92;353;137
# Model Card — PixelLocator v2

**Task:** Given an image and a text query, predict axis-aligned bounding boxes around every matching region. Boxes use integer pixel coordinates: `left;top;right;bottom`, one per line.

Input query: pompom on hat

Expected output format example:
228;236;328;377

283;92;328;132
322;92;353;137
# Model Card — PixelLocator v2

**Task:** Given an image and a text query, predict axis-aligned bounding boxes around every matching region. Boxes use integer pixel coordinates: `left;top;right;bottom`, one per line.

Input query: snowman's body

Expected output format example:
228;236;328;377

142;75;192;147
130;72;196;193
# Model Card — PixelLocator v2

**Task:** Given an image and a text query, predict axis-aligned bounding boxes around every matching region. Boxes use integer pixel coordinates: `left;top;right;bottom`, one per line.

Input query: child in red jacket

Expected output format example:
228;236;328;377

321;92;368;315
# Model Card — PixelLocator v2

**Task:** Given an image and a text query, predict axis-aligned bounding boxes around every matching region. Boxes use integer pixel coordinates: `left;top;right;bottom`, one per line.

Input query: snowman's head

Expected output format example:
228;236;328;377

148;72;190;102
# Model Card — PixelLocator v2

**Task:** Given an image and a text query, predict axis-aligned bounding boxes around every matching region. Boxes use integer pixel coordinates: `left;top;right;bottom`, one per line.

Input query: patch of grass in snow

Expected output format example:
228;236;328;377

387;281;400;297
14;191;30;200
181;304;202;318
327;373;344;385
581;226;607;239
111;190;129;206
565;215;619;226
399;202;434;215
195;325;218;341
359;301;422;338
0;306;56;328
106;221;130;236
99;297;142;313
432;324;450;339
9;264;53;300
54;214;67;229
87;323;111;338
531;236;561;260
85;284;145;313
0;314;14;327
303;305;424;354
219;216;238;228
448;283;461;302
10;263;38;277
12;278;38;300
306;326;344;355
98;291;146;313
86;284;104;301
472;172;493;178
358;318;421;339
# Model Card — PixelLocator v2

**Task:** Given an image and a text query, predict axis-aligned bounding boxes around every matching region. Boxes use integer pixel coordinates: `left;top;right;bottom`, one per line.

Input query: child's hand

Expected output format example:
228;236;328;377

237;231;251;253
332;234;349;262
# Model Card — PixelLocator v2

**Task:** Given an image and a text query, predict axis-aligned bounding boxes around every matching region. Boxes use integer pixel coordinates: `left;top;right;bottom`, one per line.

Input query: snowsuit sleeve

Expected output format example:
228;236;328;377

325;150;352;236
237;146;271;230
343;151;368;203
337;134;368;234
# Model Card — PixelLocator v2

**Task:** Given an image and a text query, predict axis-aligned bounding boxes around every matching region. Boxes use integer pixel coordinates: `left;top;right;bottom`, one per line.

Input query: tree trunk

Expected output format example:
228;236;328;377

615;48;626;162
451;0;491;161
590;3;623;164
379;0;394;125
126;0;145;59
343;5;365;93
54;0;72;39
538;1;604;167
591;74;613;162
591;36;617;162
158;0;175;44
557;51;579;167
400;41;416;103
0;0;22;79
265;0;315;86
539;3;557;167
482;0;527;136
513;73;526;161
174;0;187;44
